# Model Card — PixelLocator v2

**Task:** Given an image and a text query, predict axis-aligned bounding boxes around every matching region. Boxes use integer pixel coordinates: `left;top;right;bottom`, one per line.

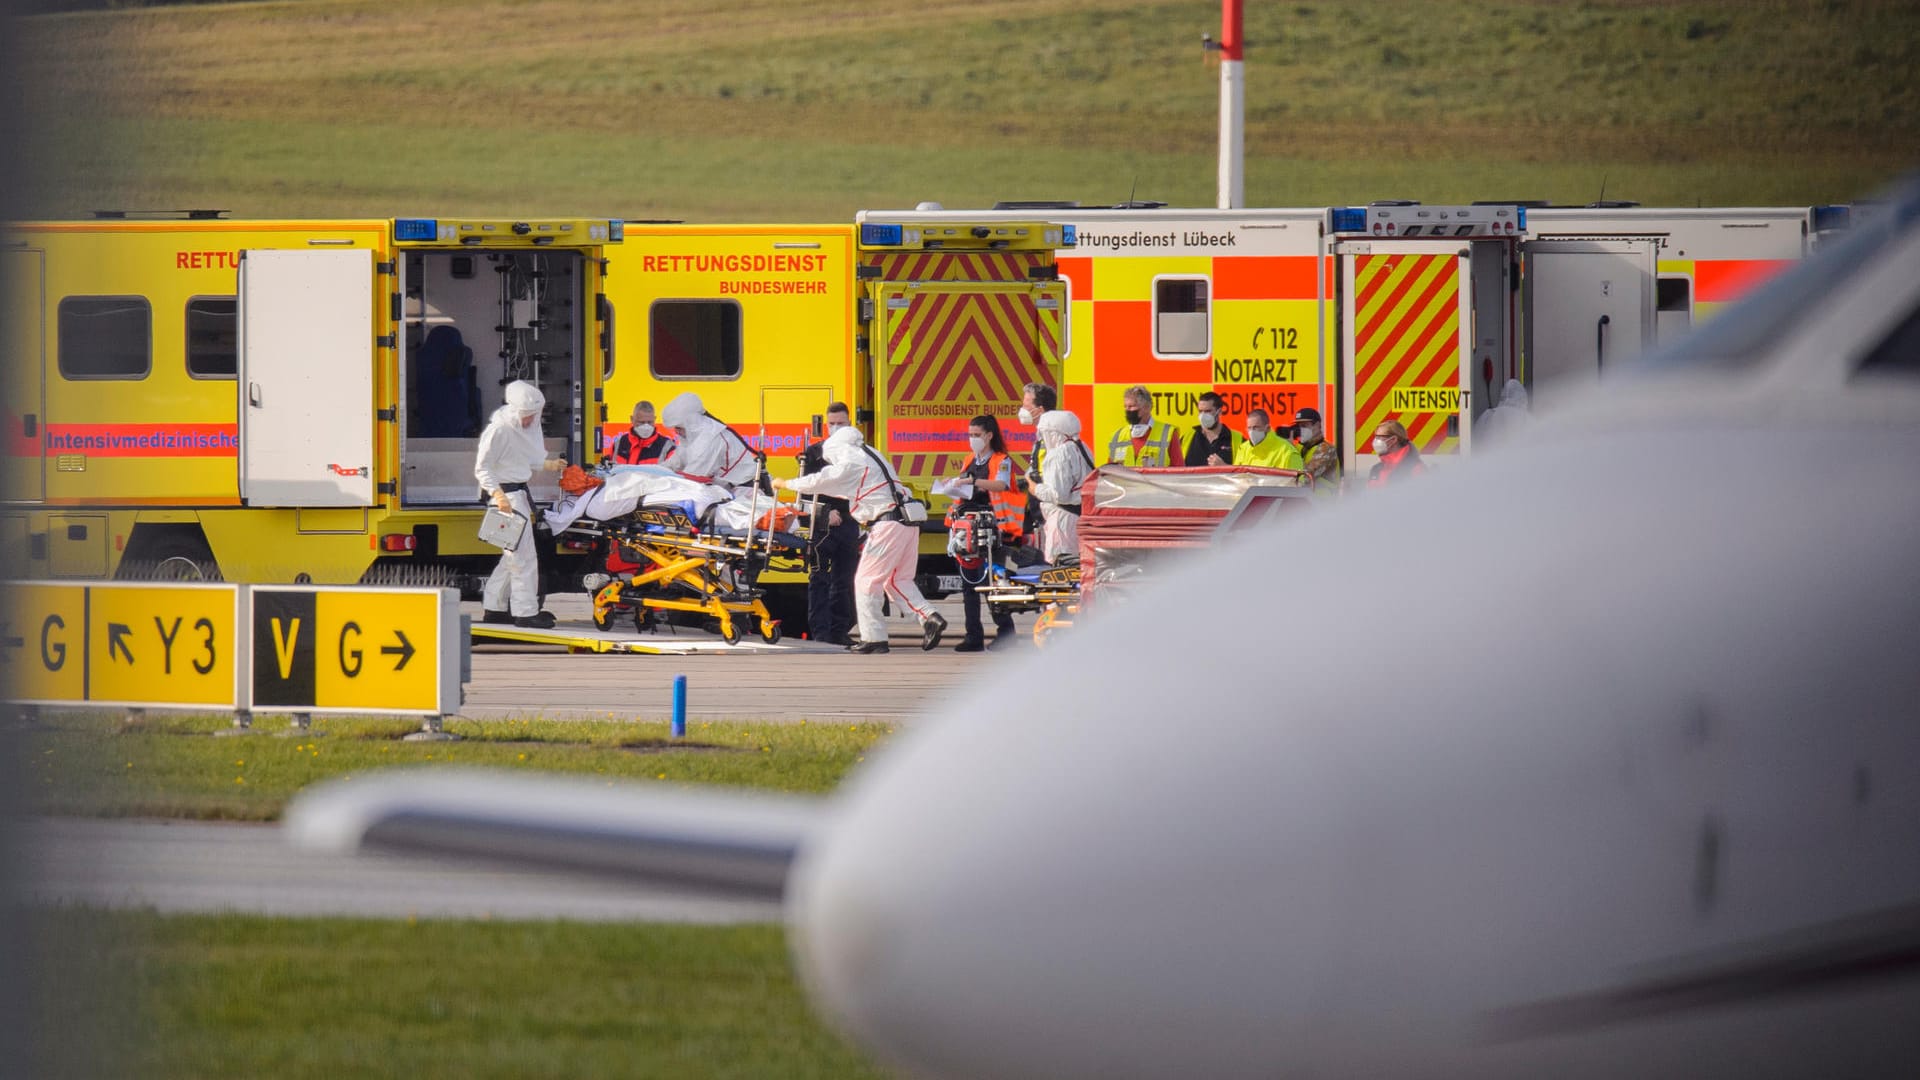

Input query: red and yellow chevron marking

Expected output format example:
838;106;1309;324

861;251;1045;283
1352;253;1462;455
881;290;1055;483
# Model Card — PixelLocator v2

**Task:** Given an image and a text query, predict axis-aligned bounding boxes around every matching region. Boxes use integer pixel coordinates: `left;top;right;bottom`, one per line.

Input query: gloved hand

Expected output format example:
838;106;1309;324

491;490;513;513
542;457;566;473
1026;469;1042;489
769;477;787;491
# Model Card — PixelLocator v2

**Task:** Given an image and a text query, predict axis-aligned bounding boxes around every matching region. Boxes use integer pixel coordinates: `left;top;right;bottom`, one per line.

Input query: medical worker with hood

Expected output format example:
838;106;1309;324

1026;409;1095;565
773;426;947;654
659;391;761;491
475;380;564;628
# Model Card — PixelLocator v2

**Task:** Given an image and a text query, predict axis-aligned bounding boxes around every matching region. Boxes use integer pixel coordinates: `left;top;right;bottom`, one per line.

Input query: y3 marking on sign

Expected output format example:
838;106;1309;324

153;616;218;675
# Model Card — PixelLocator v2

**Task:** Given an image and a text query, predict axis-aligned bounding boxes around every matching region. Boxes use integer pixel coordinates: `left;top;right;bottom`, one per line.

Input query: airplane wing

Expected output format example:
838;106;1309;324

284;770;826;902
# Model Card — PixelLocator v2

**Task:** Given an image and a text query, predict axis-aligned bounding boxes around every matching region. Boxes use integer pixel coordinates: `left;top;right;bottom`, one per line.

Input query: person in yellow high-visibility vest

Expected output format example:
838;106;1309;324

1104;385;1183;468
1232;408;1304;472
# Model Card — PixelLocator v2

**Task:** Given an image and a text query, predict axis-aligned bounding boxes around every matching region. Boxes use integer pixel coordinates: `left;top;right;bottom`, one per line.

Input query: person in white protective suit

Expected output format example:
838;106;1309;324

1026;409;1095;564
1475;378;1534;450
658;391;762;492
475;380;566;628
772;426;947;654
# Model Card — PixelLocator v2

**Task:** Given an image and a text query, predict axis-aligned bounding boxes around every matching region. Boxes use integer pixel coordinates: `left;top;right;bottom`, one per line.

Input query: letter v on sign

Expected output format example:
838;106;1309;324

250;590;316;708
272;617;302;679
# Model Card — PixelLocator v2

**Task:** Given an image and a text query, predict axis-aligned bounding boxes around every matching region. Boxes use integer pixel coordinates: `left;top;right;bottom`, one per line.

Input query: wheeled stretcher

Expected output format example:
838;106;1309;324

945;507;1082;648
981;560;1081;647
549;469;807;645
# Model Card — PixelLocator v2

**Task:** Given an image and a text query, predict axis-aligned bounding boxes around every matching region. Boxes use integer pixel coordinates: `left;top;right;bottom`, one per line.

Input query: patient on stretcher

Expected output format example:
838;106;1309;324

544;464;804;546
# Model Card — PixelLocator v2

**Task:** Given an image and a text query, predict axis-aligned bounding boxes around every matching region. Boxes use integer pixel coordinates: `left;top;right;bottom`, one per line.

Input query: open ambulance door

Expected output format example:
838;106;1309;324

1521;239;1657;395
869;280;1065;494
1339;241;1478;477
2;247;46;503
237;249;375;507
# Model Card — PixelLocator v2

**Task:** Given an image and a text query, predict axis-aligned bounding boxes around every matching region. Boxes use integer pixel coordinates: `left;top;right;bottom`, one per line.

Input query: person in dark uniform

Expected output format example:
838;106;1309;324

945;414;1024;652
798;402;860;645
1184;391;1242;466
606;400;675;465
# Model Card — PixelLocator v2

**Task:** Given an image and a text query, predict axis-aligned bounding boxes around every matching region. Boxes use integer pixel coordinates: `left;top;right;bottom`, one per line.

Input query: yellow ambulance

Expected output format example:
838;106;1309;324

600;217;1071;617
2;213;622;588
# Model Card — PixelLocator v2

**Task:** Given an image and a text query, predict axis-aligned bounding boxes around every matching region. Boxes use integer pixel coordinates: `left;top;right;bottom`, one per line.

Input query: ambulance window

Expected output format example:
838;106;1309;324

57;296;151;380
649;300;741;380
1057;275;1073;359
1153;276;1210;357
186;296;238;378
601;298;616;379
1657;277;1692;315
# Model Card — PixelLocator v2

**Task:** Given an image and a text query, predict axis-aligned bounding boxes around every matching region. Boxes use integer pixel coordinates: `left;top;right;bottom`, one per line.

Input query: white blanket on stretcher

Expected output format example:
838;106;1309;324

543;467;733;530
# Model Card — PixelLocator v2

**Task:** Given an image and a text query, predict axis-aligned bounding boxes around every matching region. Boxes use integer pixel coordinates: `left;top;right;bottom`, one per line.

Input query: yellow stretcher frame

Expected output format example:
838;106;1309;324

589;533;783;646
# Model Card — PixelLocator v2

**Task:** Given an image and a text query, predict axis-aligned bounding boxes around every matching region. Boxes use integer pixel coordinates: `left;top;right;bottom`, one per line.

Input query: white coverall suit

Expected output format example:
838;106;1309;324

780;426;936;645
1028;409;1094;564
474;381;555;618
658;391;761;492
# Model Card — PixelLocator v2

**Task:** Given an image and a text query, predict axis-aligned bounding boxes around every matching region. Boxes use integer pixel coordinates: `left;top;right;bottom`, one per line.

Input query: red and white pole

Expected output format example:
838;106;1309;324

1217;0;1245;209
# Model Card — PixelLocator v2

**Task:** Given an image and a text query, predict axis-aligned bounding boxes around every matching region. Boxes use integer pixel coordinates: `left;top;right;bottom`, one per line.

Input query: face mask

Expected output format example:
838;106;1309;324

1248;428;1267;445
1124;408;1142;426
968;434;989;454
1297;424;1317;444
1130;423;1150;438
1198;411;1218;429
633;423;654;439
827;420;848;434
1373;436;1393;455
1017;406;1036;425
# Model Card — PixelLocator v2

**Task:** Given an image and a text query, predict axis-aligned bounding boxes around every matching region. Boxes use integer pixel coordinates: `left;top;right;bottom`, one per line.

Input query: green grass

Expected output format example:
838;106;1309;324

30;908;889;1080
25;711;890;820
11;0;1918;218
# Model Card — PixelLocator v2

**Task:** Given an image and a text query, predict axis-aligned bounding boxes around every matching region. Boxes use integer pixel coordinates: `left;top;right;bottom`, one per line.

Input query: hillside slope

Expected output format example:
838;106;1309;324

13;0;1918;218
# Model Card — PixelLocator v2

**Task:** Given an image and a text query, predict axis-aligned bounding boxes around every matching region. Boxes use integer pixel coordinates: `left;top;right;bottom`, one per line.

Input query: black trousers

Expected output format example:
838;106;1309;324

961;573;1015;642
807;515;860;642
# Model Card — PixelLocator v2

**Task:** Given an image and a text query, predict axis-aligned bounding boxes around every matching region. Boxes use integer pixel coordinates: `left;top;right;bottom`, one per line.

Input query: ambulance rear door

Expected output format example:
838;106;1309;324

1522;238;1657;392
237;248;375;507
1338;239;1477;475
868;279;1065;495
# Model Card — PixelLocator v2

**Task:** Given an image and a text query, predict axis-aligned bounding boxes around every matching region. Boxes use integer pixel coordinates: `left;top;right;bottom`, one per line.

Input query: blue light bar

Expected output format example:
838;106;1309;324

1812;205;1849;233
1515;206;1528;231
1330;207;1367;233
1062;224;1077;247
394;218;438;241
860;223;904;246
610;219;624;242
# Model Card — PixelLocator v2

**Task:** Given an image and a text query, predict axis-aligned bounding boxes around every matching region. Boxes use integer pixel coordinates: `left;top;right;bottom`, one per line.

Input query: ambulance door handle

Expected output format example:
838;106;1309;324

248;382;263;408
1596;315;1611;374
21;414;35;438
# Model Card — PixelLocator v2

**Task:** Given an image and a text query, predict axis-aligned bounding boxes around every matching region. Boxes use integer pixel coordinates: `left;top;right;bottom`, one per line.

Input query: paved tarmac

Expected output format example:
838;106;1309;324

458;594;1034;722
22;597;1038;924
24;818;782;924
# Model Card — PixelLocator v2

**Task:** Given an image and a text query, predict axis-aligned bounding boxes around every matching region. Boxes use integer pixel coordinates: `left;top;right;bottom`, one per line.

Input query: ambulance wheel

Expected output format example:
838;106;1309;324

123;530;219;582
760;620;781;645
719;619;741;645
